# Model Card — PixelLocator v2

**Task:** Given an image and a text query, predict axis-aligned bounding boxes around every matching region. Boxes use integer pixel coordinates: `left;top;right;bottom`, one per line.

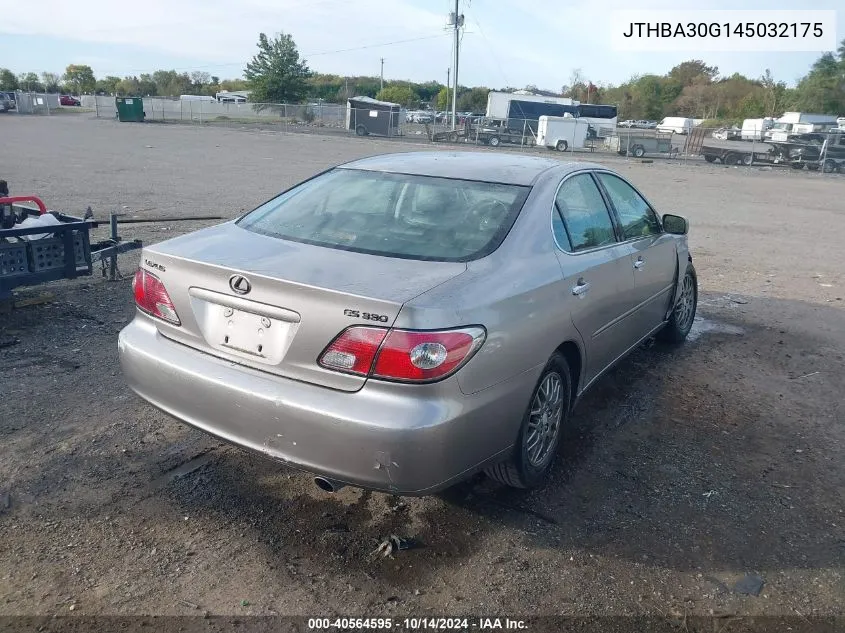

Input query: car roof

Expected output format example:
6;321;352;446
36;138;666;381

337;151;594;186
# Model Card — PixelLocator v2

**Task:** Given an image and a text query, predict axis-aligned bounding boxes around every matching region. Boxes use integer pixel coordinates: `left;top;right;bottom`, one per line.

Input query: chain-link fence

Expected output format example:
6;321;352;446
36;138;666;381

5;92;60;115
82;96;845;174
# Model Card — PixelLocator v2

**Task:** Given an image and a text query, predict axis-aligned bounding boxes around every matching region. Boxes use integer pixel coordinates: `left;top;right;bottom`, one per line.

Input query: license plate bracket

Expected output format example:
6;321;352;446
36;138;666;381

221;308;273;357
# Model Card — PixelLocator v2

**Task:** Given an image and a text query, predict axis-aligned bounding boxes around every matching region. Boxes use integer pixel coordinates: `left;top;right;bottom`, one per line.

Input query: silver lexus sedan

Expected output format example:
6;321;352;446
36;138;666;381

119;152;697;495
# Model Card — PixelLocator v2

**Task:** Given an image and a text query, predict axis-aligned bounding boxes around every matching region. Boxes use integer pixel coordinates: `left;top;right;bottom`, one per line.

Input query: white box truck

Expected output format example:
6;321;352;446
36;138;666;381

536;116;590;152
741;118;775;141
656;117;694;134
485;91;575;120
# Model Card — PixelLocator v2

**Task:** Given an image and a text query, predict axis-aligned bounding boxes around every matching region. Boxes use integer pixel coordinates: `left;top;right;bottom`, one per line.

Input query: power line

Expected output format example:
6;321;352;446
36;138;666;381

468;12;510;88
307;34;449;57
95;33;451;76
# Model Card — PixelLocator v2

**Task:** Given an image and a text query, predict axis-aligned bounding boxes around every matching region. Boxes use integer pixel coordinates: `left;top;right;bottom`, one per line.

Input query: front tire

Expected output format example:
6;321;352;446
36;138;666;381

485;354;571;489
488;135;501;147
632;145;645;158
658;262;698;343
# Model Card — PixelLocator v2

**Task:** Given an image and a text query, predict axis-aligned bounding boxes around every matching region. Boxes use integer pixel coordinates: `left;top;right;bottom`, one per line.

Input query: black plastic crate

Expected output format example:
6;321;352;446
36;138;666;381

30;233;88;272
0;242;29;278
0;216;93;301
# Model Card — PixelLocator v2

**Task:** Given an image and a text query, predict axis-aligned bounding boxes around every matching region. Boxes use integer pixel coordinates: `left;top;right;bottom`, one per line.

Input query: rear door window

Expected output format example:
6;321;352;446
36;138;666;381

554;173;617;251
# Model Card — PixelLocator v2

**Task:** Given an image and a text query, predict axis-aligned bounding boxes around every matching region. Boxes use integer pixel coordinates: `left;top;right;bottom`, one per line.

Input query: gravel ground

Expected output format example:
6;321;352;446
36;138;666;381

1;116;843;622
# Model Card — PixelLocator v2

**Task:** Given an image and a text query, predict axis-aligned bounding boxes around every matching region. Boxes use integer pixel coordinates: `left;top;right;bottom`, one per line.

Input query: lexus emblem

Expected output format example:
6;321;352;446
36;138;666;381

229;275;252;295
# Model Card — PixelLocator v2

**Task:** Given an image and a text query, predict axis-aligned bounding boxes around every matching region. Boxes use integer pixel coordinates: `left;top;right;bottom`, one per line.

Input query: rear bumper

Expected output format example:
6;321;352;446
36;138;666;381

118;316;534;495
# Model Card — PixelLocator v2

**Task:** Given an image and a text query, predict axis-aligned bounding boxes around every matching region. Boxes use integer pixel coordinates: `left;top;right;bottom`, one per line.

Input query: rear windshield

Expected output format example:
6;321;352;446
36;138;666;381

236;168;530;262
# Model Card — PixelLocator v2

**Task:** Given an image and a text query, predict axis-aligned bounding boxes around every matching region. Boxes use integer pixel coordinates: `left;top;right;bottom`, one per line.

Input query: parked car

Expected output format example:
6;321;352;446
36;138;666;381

60;95;81;106
119;152;697;495
640;120;658;129
405;110;433;124
712;127;741;141
1;92;15;110
619;120;635;128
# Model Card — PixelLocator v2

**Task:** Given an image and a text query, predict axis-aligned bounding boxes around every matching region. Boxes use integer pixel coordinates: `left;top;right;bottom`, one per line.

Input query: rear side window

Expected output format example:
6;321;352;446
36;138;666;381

554;174;617;251
597;173;661;240
237;169;529;262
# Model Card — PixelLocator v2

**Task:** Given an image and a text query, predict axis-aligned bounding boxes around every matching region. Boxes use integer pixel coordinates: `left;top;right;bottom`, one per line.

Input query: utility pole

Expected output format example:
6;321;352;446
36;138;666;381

449;1;463;131
380;58;385;92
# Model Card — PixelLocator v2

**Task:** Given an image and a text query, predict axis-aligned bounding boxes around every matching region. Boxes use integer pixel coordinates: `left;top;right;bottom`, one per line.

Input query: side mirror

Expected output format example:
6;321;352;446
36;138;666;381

662;213;688;235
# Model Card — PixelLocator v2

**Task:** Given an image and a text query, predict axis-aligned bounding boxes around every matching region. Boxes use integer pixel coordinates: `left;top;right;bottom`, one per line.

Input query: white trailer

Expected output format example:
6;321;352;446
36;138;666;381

536;116;589;152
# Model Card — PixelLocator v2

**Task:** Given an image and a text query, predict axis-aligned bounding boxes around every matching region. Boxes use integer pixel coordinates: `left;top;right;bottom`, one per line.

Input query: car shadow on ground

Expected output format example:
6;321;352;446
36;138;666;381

131;294;844;586
1;291;843;599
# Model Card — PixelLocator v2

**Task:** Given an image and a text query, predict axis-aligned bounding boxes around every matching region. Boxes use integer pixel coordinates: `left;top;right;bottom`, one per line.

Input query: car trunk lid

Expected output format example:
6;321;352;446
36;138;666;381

139;222;467;391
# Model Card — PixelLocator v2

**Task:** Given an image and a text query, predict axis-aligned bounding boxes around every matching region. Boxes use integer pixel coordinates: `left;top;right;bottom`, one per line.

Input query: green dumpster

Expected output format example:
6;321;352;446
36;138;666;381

115;97;145;122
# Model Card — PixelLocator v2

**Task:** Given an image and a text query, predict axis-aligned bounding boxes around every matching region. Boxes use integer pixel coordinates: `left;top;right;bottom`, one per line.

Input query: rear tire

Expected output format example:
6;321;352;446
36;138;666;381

632;145;645;158
658;262;698;344
704;155;716;163
488;135;501;147
791;163;804;170
741;154;753;166
448;131;459;142
823;159;838;174
485;354;571;489
555;140;568;152
355;124;368;136
724;154;738;166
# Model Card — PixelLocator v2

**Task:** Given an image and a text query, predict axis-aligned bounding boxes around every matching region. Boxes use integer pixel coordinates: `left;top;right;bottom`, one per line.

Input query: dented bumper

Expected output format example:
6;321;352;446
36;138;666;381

118;314;528;494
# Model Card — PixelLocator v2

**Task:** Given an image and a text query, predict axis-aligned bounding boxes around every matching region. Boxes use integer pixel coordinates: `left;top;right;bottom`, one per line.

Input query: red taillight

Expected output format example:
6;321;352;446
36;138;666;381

318;326;485;382
317;326;388;376
133;268;181;325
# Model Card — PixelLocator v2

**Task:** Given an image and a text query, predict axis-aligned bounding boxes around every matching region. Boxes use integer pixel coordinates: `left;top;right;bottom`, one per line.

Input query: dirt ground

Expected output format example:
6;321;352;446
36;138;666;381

1;116;843;621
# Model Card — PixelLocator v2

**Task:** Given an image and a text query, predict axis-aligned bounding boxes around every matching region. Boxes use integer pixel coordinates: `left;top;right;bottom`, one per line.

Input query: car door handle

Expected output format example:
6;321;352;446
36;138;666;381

633;257;645;270
571;279;591;296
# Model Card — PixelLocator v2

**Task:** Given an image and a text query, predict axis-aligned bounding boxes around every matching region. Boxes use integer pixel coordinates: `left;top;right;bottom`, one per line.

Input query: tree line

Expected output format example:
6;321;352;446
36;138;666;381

2;33;843;122
566;47;845;123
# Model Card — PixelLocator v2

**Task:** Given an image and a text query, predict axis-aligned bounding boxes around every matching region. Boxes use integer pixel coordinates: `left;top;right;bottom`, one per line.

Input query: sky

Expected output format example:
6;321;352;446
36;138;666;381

1;0;842;90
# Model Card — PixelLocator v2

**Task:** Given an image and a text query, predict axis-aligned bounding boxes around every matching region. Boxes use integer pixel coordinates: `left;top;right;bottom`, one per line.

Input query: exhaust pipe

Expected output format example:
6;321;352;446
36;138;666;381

314;476;346;493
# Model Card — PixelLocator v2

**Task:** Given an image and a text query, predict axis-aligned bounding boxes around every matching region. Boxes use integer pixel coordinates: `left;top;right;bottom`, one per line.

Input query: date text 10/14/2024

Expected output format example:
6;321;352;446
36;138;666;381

307;618;528;631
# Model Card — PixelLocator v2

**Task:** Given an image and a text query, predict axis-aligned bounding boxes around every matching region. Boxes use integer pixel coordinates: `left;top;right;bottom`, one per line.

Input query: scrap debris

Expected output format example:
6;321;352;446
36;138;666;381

371;535;420;559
